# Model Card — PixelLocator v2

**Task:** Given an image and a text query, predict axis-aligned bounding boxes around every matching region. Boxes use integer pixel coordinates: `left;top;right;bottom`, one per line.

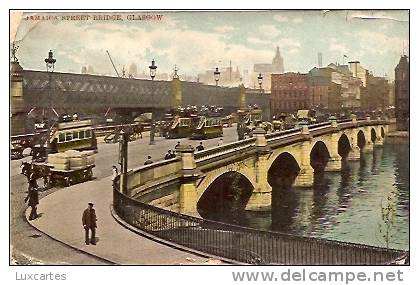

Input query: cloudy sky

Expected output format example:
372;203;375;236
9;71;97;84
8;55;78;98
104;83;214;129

11;10;409;80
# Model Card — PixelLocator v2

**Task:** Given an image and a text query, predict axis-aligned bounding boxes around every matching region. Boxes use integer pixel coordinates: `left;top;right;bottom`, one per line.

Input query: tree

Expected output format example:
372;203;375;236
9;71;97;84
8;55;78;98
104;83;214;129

378;189;398;248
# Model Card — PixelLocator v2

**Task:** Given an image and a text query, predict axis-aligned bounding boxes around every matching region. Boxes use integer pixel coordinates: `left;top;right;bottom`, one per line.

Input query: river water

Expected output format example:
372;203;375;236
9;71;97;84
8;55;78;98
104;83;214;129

241;139;409;250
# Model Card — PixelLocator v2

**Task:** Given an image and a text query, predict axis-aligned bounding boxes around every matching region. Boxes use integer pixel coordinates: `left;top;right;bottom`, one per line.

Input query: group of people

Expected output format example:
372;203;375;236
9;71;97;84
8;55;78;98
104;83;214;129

23;169;97;246
144;141;207;165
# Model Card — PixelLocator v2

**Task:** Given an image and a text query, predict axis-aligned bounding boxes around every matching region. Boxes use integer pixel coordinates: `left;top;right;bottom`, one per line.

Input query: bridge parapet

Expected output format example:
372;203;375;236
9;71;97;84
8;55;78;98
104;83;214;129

126;158;180;197
195;138;255;164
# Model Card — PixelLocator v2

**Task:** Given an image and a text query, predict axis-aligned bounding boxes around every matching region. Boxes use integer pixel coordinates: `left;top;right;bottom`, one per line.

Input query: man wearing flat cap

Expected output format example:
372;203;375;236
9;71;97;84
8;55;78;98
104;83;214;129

82;202;97;245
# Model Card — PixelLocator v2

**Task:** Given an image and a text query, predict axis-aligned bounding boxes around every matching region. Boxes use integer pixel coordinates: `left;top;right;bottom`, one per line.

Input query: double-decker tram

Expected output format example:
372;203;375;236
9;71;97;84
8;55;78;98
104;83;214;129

49;116;97;153
237;105;272;140
166;116;196;138
190;116;223;139
162;105;225;139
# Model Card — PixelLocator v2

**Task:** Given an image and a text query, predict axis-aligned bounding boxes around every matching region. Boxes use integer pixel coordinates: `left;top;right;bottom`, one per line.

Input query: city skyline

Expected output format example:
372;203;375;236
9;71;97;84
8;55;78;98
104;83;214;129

11;10;409;81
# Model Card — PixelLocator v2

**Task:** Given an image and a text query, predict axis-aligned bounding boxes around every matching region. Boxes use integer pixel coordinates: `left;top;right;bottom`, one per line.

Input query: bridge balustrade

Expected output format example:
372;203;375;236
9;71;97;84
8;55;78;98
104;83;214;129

194;138;256;164
125;158;180;197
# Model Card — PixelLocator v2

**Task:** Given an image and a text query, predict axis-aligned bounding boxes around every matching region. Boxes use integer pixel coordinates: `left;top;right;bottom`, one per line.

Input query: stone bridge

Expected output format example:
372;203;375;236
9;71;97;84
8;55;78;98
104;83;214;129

119;116;394;217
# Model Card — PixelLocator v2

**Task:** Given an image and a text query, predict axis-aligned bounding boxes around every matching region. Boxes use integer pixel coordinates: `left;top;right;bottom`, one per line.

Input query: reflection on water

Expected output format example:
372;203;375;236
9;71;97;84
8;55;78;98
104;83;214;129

241;141;409;250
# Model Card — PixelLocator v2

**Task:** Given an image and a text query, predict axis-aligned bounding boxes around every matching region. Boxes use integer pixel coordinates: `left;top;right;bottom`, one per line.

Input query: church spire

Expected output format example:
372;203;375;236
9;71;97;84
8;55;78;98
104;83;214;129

272;46;284;73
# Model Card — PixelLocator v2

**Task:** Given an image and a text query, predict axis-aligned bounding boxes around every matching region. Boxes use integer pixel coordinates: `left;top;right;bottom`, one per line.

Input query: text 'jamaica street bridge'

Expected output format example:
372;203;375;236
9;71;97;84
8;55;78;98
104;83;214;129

112;116;408;265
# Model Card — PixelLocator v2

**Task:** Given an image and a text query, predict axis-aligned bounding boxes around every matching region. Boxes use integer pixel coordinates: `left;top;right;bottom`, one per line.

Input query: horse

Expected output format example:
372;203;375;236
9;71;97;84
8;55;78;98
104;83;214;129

20;162;31;179
132;124;143;139
21;162;51;188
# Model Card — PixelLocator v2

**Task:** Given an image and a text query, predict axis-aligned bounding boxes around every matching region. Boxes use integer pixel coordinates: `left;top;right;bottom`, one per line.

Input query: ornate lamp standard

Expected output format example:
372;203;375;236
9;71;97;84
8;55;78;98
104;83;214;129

149;59;157;145
173;64;179;79
44;50;56;124
257;72;263;94
214;67;220;86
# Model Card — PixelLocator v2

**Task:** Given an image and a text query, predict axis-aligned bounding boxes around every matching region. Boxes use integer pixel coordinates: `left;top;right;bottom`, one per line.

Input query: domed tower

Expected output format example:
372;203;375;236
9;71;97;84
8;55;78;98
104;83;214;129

272;46;284;74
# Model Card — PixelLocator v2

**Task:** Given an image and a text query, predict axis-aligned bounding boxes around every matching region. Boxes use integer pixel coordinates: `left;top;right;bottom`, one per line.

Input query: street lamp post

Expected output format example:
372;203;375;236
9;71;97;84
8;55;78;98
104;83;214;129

118;130;129;194
257;72;263;94
44;50;56;124
214;67;220;86
173;65;179;79
149;59;157;145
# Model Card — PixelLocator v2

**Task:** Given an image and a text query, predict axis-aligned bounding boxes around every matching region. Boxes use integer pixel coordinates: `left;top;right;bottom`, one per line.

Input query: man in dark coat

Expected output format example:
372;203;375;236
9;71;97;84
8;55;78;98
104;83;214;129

169;150;176;159
82;202;97;245
144;155;153;165
196;142;204;151
164;150;173;160
25;175;39;220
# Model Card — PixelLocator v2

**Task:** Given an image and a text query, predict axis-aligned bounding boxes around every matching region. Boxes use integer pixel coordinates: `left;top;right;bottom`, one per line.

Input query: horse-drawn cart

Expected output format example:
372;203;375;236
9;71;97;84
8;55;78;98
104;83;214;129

23;162;95;187
48;163;95;187
21;149;96;188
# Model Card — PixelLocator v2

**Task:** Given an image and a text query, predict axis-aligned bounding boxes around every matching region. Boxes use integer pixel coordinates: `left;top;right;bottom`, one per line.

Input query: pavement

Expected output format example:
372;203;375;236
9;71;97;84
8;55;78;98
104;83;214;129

26;175;220;265
14;128;238;264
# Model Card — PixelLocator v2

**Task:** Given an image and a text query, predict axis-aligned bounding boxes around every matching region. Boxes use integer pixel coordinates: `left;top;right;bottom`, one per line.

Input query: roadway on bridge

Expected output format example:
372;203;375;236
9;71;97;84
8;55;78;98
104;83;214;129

10;126;238;264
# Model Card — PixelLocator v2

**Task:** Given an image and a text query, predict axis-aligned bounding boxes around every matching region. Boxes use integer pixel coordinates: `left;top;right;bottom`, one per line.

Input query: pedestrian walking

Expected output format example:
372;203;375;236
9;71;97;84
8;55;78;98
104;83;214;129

144;155;153;165
25;175;39;221
82;202;97;245
175;141;181;149
196;142;204;151
111;165;119;187
217;138;223;146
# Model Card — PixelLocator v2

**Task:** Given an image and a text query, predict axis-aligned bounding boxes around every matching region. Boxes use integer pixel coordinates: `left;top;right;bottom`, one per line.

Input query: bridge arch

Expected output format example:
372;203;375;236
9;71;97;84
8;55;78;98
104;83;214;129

196;166;256;202
371;127;377;143
310;141;331;172
357;130;366;149
268;151;301;187
338;133;351;159
267;147;301;172
196;170;254;221
381;126;385;138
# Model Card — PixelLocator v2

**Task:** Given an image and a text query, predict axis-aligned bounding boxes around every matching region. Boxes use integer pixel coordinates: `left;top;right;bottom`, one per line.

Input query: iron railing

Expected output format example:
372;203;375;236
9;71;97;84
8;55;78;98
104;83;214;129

113;187;407;265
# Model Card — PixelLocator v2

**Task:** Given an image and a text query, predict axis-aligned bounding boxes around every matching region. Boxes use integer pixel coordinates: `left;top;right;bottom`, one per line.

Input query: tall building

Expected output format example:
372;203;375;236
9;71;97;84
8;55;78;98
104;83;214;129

271;72;310;115
253;46;284;91
328;63;361;109
395;55;409;130
128;62;138;78
308;66;343;111
81;65;94;74
349;61;368;87
87;65;94;74
362;72;390;111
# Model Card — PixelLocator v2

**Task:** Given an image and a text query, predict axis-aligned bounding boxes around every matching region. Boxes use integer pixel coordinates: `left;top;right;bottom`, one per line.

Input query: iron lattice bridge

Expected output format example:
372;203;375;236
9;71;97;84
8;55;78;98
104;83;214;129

21;70;268;110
